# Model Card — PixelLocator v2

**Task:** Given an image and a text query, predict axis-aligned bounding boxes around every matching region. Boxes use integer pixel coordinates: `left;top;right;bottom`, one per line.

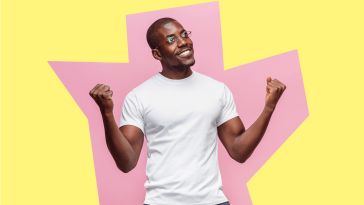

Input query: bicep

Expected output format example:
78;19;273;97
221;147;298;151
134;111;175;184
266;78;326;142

119;125;144;164
217;116;245;158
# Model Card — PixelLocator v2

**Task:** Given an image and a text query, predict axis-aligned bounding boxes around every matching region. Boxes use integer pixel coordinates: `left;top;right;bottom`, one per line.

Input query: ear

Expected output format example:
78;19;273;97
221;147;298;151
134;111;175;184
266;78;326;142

152;48;162;61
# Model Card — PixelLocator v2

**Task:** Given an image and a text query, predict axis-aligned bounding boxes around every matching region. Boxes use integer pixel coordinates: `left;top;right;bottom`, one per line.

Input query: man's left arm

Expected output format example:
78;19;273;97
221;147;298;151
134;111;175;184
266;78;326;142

217;77;286;163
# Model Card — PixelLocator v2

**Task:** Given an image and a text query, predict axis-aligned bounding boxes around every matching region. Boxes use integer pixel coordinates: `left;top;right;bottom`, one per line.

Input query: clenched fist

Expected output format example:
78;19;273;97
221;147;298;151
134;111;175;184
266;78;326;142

265;77;286;110
89;84;114;114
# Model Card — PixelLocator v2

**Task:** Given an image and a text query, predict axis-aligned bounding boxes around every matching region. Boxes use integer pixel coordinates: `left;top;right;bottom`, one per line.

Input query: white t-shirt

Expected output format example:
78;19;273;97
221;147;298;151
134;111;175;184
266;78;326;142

119;70;239;205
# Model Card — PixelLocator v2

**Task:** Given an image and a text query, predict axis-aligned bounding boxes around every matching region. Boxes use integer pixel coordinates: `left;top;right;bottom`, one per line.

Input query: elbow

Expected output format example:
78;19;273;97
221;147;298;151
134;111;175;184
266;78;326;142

118;165;132;173
116;160;136;173
236;156;247;164
232;146;254;164
231;148;248;163
231;152;247;163
234;152;251;164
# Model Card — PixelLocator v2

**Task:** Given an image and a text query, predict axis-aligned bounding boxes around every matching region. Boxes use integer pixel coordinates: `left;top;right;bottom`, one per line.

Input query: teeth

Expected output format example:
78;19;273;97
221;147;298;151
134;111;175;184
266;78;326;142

178;50;191;57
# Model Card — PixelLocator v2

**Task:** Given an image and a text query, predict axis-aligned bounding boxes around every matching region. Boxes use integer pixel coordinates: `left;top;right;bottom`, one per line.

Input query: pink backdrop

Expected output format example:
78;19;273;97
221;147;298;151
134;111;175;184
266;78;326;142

49;2;308;205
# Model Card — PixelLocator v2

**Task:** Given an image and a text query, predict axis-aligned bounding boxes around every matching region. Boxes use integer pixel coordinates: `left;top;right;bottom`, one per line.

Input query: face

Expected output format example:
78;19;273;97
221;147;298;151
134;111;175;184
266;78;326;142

152;21;195;69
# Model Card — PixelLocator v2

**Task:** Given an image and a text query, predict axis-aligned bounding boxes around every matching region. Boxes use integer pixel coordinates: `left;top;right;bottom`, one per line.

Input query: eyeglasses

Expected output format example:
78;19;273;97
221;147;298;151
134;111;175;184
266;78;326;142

166;30;192;45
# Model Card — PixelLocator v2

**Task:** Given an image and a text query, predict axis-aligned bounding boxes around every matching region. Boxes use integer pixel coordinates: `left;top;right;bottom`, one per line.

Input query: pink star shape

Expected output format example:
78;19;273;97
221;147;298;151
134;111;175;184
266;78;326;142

49;2;308;205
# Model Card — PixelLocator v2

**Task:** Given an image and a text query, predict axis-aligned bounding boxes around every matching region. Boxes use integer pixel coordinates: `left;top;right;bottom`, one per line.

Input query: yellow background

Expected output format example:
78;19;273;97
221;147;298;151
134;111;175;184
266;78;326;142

2;0;363;204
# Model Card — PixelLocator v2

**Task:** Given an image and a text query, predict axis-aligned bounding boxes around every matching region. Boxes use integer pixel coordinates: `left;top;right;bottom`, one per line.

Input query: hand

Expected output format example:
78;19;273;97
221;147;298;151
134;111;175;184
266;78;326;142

89;84;114;114
265;77;286;110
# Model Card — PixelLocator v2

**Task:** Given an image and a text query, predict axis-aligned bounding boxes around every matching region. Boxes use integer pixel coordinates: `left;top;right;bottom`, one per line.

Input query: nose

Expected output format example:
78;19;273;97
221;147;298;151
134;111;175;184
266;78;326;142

176;36;188;47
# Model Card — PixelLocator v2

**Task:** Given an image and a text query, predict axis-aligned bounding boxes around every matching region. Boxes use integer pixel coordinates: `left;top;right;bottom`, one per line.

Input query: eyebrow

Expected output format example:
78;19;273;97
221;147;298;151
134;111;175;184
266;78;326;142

165;29;187;38
166;34;175;38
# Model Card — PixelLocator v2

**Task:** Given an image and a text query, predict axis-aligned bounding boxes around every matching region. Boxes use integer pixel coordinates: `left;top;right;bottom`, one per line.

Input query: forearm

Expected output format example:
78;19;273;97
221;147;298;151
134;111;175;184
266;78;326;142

101;111;136;172
233;106;274;163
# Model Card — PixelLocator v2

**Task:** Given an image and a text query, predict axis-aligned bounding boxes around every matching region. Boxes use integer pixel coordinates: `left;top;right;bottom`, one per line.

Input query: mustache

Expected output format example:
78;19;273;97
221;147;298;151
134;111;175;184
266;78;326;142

176;45;193;55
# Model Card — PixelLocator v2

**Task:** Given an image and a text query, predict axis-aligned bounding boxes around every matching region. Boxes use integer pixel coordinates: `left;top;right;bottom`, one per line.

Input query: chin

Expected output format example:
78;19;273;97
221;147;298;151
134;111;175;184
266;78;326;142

170;57;195;70
186;59;195;67
182;58;195;67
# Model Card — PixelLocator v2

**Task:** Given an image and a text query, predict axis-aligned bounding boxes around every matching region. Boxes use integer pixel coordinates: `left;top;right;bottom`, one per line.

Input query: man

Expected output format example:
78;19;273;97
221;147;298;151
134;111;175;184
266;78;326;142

89;17;286;205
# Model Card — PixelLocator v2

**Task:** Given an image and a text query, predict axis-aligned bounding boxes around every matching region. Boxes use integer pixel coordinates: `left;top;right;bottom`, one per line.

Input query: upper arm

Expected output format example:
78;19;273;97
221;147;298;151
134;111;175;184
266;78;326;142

119;125;144;168
217;116;245;161
119;91;145;168
216;83;244;160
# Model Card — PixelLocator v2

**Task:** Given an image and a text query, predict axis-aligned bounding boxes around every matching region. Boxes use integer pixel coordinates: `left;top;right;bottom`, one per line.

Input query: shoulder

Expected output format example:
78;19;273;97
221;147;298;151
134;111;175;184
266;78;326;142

124;74;159;103
130;74;159;93
194;71;226;93
194;72;237;104
195;71;225;86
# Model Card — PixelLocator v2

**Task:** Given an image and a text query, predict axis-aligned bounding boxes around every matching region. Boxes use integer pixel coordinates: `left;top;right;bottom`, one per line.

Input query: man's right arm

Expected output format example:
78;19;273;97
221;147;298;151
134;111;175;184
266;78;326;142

89;84;144;173
101;112;144;173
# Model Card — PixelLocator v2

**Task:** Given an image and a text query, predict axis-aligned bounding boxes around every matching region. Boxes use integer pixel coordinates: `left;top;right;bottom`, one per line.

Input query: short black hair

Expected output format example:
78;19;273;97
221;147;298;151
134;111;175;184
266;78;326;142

146;17;177;49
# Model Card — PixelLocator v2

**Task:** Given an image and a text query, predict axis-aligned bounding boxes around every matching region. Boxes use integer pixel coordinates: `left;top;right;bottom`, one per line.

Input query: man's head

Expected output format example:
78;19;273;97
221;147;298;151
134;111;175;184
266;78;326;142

146;17;195;69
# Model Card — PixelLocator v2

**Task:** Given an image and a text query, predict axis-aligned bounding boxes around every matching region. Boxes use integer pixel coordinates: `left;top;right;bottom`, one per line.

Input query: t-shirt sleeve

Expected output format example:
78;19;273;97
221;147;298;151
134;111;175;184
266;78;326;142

119;91;145;134
216;84;239;126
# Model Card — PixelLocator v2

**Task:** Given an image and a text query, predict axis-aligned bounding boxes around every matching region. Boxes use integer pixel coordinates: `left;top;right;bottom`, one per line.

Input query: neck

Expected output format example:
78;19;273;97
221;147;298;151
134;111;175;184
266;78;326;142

160;66;193;80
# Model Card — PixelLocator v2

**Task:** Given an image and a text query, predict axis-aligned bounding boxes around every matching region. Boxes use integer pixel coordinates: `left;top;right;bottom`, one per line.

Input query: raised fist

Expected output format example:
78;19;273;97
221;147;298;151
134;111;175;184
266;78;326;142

89;84;114;114
265;77;286;110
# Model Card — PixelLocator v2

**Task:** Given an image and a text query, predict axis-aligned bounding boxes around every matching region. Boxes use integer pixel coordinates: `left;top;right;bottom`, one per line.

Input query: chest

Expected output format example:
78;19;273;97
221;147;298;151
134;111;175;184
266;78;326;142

142;88;222;131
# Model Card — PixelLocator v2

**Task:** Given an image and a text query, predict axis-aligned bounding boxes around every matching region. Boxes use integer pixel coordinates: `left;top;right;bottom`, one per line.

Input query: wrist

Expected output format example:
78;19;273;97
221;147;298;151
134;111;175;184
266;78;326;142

263;105;275;113
101;110;114;117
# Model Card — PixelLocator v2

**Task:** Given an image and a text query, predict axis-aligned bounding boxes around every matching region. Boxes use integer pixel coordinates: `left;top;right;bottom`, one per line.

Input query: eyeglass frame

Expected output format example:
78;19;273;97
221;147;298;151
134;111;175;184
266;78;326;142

154;30;192;49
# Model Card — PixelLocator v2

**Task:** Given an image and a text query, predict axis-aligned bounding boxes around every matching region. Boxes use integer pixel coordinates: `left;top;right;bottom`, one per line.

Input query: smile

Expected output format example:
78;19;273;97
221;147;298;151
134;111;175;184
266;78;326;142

177;49;193;57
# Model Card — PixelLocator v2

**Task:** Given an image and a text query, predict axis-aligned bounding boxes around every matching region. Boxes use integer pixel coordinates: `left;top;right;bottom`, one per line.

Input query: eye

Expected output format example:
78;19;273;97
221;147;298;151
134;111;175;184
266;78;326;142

181;31;187;38
181;30;191;38
167;36;175;44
